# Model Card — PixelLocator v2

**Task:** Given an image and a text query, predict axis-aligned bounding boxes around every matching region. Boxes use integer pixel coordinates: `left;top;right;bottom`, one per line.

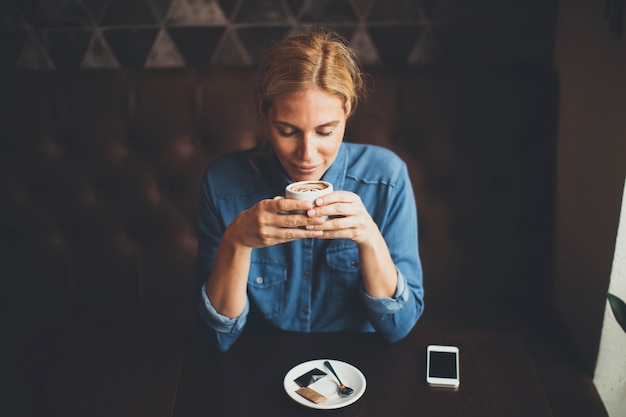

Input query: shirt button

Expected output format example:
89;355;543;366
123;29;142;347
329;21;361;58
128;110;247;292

304;272;310;278
256;276;264;284
302;308;309;314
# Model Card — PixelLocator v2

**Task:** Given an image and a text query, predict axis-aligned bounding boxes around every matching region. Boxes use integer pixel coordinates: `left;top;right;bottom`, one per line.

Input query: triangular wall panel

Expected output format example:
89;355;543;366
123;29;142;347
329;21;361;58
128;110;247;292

211;28;251;66
166;0;228;26
234;0;290;23
169;26;225;67
18;31;55;69
81;30;121;68
100;0;159;26
145;28;186;68
1;0;559;70
102;28;160;69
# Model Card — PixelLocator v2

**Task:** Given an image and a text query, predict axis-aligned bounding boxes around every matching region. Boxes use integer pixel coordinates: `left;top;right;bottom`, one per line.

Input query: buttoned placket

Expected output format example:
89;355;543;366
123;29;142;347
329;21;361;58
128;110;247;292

297;237;314;330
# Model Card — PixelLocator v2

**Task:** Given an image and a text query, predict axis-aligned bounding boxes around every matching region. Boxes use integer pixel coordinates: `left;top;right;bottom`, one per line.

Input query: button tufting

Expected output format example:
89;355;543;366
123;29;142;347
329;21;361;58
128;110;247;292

47;234;65;248
42;142;62;158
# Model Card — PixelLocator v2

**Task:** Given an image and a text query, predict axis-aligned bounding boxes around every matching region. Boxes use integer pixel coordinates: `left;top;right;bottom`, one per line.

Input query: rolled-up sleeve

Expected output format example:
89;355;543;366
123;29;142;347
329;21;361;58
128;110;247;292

195;166;249;352
198;284;249;332
359;160;424;343
360;267;409;313
197;285;249;352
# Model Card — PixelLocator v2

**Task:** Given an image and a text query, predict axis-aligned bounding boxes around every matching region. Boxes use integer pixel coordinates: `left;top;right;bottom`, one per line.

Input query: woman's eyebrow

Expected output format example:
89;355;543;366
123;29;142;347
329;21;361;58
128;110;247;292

272;121;297;128
317;121;340;128
272;120;340;129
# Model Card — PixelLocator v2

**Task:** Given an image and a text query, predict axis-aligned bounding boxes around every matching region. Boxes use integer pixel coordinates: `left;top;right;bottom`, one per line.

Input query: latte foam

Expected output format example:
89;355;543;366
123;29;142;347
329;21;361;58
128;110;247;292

291;183;328;193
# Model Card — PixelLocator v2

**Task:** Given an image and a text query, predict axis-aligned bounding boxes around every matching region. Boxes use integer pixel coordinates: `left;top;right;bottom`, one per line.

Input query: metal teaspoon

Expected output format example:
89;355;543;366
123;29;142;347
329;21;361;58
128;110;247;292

323;360;354;396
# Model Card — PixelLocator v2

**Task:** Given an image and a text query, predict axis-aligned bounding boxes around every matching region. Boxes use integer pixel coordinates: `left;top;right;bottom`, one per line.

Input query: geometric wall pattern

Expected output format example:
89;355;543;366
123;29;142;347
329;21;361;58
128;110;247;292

0;0;558;71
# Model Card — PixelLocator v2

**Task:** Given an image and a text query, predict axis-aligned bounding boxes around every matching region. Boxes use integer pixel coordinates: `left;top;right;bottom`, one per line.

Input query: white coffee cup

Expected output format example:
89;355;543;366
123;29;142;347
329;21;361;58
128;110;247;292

285;180;333;203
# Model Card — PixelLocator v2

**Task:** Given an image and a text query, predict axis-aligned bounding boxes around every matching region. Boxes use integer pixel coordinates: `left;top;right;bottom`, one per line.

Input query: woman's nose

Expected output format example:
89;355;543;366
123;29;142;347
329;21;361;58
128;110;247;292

299;135;316;159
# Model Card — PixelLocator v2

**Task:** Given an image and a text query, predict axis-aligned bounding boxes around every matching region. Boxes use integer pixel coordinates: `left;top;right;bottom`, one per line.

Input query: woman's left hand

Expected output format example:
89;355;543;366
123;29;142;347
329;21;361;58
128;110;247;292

305;191;378;245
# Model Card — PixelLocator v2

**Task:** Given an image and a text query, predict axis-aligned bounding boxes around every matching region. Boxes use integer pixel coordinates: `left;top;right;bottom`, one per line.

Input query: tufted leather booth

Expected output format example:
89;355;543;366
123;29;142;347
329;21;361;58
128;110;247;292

1;67;559;414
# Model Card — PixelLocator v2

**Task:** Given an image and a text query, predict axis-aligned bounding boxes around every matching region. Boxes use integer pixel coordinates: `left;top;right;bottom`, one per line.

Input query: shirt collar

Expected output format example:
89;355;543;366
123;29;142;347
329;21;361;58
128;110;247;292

320;142;348;191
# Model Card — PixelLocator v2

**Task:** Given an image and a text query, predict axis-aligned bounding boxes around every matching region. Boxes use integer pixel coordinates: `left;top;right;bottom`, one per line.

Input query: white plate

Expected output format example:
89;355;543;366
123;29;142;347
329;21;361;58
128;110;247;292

283;359;366;409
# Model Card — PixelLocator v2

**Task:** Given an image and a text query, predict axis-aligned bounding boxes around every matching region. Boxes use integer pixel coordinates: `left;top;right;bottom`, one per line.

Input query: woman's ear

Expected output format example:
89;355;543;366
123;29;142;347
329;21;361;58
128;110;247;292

345;101;353;119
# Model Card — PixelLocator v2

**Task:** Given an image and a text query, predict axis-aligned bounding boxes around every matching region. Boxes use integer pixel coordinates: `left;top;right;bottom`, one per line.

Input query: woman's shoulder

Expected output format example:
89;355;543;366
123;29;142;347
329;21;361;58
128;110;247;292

206;148;255;174
205;147;277;181
345;142;403;163
343;143;406;180
202;147;275;194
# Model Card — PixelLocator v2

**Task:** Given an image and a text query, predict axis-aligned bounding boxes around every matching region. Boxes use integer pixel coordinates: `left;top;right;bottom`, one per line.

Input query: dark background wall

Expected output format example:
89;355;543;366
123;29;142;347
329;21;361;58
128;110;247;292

553;0;626;376
1;0;556;70
2;0;624;381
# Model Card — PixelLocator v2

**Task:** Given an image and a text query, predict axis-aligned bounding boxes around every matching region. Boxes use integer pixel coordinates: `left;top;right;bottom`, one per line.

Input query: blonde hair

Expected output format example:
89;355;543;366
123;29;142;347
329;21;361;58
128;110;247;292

257;30;365;117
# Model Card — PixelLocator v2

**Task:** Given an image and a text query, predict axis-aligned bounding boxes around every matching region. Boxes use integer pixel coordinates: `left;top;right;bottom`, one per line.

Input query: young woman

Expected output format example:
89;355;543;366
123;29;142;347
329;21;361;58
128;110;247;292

196;30;423;351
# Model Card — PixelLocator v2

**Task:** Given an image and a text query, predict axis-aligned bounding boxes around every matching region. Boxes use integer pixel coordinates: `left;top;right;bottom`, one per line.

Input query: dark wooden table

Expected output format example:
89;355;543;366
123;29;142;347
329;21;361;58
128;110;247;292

172;322;552;417
27;316;553;417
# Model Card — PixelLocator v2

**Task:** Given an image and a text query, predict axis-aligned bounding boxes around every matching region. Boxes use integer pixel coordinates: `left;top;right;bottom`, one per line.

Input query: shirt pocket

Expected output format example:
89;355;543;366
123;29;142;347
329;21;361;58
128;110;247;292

248;259;287;318
326;243;360;301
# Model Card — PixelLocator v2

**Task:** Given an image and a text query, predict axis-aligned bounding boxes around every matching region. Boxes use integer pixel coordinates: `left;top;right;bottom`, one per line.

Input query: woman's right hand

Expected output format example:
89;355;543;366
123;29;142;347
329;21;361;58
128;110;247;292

205;198;324;318
225;198;325;249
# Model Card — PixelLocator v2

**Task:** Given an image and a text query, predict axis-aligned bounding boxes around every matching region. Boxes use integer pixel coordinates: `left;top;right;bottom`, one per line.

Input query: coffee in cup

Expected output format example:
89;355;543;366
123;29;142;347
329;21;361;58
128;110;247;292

285;180;333;203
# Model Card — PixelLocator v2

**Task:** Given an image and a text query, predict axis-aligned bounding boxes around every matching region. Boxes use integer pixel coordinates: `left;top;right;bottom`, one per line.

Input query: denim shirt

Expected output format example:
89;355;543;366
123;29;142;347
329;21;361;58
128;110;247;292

196;142;424;351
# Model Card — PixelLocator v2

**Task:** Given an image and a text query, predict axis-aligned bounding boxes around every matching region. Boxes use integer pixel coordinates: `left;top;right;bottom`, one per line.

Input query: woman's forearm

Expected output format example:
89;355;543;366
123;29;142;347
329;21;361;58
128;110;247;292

357;225;398;298
205;227;253;318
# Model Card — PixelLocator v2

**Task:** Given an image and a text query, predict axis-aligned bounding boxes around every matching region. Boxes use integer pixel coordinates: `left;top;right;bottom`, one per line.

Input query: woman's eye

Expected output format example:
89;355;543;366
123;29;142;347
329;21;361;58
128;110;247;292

278;130;297;137
318;131;333;137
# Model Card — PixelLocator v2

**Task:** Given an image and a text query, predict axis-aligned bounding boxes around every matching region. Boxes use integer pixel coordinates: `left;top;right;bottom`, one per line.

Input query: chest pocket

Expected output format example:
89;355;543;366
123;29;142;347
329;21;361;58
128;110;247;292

248;259;287;318
326;243;360;301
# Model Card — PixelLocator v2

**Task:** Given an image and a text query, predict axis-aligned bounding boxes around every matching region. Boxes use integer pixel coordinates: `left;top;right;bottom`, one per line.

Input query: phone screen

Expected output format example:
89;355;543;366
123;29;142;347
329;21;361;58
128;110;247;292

428;351;458;379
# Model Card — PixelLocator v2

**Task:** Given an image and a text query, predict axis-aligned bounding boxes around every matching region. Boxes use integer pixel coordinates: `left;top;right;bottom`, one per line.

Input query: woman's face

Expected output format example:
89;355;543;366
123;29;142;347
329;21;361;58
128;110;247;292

265;88;348;182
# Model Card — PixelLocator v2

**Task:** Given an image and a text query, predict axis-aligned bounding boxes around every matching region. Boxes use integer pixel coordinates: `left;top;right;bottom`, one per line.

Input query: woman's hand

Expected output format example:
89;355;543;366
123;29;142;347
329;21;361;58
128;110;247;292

207;197;324;317
226;198;324;249
306;191;398;298
304;191;378;245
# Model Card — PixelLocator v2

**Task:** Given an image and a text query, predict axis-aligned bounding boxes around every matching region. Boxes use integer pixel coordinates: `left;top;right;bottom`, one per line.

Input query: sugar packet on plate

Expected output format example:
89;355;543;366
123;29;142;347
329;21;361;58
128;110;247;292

295;387;327;404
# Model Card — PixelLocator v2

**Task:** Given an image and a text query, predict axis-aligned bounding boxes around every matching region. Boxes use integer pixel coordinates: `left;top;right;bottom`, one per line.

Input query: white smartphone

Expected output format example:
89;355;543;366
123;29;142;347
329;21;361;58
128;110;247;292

426;344;460;388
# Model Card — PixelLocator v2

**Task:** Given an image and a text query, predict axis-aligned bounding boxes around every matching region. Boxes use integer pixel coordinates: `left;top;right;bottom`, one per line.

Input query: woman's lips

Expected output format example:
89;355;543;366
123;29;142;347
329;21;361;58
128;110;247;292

294;164;319;174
